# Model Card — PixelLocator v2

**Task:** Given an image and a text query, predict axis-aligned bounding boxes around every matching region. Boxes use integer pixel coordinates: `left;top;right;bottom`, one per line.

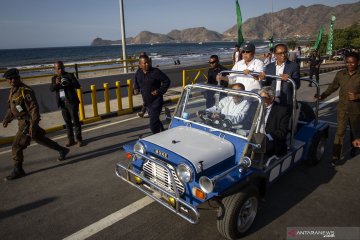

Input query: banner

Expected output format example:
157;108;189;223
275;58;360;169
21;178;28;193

236;0;244;46
313;26;324;50
326;16;336;55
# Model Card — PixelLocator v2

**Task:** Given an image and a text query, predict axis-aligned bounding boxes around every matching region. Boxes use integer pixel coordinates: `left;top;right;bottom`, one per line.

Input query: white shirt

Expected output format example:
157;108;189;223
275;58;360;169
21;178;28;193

206;96;250;125
228;58;264;92
275;62;285;97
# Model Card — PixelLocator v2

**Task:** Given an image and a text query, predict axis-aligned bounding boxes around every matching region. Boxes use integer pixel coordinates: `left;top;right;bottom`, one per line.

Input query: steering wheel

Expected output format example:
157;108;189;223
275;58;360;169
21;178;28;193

198;110;213;126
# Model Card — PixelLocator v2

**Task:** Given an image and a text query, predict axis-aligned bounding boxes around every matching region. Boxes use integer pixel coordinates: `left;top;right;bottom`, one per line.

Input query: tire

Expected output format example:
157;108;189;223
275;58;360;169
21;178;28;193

217;186;259;240
306;131;326;165
298;101;316;122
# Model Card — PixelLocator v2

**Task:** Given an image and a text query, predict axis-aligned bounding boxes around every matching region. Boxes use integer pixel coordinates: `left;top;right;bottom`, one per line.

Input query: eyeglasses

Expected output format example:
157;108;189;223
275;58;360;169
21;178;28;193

275;51;287;56
242;50;252;54
208;61;216;64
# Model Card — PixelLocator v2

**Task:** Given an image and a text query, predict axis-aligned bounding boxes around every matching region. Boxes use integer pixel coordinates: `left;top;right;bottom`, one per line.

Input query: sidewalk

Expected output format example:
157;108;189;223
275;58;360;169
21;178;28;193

0;61;344;145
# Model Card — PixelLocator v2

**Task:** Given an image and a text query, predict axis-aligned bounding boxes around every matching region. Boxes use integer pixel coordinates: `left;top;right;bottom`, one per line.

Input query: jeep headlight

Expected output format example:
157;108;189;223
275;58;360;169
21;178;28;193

176;163;193;183
133;142;146;155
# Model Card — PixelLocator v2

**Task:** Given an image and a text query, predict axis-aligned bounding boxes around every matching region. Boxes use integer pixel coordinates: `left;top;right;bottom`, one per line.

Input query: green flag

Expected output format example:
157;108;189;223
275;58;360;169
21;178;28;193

236;0;244;46
326;16;336;55
314;26;324;50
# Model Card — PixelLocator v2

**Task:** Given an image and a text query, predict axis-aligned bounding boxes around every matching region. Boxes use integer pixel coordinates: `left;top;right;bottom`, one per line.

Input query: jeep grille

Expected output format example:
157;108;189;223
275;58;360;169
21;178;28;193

143;160;185;195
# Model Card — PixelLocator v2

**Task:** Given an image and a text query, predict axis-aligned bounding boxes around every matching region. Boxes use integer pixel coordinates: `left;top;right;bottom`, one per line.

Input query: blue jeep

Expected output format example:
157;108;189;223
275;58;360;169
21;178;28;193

116;75;329;239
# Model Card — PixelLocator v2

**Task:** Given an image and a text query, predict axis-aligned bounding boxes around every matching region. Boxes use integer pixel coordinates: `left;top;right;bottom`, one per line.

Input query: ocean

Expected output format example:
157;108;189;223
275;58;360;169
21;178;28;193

0;41;270;71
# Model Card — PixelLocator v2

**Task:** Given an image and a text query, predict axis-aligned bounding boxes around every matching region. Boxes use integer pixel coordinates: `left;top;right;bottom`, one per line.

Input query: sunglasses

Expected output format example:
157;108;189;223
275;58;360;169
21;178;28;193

208;61;216;64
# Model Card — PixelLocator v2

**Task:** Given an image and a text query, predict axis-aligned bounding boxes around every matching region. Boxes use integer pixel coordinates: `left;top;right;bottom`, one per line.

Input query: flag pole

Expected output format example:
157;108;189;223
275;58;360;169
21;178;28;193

119;0;128;73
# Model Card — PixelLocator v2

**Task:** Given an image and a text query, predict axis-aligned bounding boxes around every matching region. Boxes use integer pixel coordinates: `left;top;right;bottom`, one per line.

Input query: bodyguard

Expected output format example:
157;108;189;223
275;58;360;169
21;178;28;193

50;61;83;147
2;68;69;181
134;55;171;134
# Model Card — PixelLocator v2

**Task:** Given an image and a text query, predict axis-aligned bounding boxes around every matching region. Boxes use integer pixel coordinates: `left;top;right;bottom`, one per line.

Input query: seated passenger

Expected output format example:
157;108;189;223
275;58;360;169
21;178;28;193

202;83;250;125
258;86;290;156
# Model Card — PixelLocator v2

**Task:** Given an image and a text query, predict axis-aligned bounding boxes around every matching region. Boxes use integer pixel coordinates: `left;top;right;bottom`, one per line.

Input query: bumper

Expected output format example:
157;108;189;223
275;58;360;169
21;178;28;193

115;152;200;224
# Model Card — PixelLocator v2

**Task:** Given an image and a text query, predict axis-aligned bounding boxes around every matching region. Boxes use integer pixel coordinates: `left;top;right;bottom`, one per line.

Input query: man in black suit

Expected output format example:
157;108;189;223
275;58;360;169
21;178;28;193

258;86;290;156
259;44;300;108
50;61;82;147
134;55;171;134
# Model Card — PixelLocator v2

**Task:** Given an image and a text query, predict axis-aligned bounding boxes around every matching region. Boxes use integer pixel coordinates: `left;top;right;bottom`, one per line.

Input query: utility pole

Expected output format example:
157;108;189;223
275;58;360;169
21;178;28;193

119;0;128;73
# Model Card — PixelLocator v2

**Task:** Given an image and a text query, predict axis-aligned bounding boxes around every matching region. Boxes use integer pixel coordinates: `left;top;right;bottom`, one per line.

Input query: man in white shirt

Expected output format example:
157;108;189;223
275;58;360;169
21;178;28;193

217;42;264;92
203;83;250;125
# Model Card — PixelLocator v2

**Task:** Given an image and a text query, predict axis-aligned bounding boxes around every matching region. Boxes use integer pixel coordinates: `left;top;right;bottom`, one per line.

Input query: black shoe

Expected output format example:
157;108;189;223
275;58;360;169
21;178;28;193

308;84;312;87
4;168;26;181
58;148;70;161
65;140;76;147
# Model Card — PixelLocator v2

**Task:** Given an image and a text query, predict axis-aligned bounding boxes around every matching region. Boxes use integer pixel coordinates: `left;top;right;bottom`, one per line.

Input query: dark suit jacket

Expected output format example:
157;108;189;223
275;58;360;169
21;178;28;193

264;60;300;106
50;72;81;107
265;102;290;155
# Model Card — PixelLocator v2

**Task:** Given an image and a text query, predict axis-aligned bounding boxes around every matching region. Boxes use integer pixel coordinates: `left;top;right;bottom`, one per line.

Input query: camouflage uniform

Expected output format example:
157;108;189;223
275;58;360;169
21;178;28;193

320;69;360;160
3;69;69;180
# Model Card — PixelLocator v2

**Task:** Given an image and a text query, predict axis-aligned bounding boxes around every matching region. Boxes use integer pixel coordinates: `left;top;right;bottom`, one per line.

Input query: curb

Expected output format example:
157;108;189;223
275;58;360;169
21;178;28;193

0;97;180;146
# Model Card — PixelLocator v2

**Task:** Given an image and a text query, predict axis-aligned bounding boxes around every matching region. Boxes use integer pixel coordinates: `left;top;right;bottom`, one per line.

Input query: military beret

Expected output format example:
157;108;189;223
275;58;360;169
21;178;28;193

3;68;20;79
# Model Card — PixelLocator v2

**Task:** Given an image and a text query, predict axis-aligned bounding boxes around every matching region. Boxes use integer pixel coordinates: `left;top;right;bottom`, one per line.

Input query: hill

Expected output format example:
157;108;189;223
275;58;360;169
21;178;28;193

91;2;360;45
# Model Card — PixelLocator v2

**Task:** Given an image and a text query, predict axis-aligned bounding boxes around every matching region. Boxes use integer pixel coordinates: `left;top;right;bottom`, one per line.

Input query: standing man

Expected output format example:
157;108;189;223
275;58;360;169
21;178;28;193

206;55;228;107
309;50;321;87
2;68;69;181
134;55;171;134
50;61;82;147
217;41;264;92
260;43;300;108
315;52;360;165
232;44;242;65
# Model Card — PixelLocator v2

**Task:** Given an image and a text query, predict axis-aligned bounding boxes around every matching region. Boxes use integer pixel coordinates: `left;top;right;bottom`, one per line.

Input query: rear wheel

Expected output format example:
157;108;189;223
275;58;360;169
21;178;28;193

217;186;259;239
298;101;316;122
306;131;327;165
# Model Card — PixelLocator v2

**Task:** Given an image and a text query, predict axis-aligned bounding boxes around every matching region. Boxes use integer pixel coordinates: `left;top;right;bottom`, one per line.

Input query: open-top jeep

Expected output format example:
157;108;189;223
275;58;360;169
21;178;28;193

116;73;329;239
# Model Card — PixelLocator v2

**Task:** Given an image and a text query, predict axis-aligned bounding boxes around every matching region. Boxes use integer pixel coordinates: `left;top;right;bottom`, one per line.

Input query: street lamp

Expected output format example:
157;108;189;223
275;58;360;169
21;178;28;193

119;0;128;73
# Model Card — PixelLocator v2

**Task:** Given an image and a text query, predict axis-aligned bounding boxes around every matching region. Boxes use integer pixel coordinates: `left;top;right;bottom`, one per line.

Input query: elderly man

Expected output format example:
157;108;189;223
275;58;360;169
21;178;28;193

2;68;69;181
258;86;290;156
259;43;300;107
217;41;264;92
201;83;250;126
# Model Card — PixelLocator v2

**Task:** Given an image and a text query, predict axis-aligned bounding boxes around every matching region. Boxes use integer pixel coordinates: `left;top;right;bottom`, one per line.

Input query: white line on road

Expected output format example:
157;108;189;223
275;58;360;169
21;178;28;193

63;196;154;240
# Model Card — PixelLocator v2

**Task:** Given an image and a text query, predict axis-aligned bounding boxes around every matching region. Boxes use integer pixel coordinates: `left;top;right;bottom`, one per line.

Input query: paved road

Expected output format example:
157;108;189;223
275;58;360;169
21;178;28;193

0;70;359;240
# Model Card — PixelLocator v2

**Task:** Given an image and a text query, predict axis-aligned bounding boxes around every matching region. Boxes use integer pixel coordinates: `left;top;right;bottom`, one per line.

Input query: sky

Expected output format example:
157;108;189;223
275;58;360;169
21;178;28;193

0;0;358;49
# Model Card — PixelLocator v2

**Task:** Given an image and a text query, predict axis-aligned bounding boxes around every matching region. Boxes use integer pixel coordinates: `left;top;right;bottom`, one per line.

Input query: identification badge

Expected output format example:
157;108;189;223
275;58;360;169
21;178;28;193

16;105;24;112
59;89;65;100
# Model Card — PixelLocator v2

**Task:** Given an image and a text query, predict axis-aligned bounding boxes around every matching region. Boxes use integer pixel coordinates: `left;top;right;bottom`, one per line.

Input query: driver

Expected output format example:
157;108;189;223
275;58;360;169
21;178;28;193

199;83;250;125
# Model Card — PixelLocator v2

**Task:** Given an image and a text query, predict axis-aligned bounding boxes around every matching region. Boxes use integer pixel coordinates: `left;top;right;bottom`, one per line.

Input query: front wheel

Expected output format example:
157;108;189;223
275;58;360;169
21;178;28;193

217;186;259;240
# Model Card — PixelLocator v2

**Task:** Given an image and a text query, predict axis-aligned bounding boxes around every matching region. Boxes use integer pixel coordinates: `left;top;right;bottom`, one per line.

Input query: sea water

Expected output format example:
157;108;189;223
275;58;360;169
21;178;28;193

0;41;270;71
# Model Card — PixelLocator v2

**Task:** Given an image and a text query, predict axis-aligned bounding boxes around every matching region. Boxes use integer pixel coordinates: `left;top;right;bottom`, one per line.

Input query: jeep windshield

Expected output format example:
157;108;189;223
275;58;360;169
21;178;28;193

173;84;263;138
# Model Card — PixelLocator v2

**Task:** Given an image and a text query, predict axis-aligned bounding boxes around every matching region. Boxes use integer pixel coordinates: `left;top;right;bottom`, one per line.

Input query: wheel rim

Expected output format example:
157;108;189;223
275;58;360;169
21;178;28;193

316;138;326;160
237;196;258;233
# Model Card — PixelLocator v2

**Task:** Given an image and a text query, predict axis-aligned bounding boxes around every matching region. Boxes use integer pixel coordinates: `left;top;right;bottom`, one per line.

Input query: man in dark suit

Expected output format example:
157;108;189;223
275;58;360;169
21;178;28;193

134;55;171;134
260;44;300;108
258;86;290;156
50;61;82;147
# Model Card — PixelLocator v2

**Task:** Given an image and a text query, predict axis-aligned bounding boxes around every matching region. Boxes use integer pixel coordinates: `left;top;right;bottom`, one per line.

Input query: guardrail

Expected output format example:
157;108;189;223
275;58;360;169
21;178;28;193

182;64;233;88
0;59;138;82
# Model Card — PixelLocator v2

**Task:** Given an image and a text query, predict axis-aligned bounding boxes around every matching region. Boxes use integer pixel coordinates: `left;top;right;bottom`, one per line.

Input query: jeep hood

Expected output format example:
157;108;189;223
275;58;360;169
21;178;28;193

142;126;235;173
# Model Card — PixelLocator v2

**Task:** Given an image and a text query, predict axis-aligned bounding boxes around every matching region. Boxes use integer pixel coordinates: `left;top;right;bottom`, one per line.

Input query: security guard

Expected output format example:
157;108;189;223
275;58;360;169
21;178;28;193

2;68;70;181
315;52;360;165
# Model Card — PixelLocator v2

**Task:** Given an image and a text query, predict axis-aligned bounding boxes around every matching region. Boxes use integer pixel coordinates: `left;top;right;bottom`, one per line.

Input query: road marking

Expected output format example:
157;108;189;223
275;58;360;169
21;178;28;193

63;196;154;240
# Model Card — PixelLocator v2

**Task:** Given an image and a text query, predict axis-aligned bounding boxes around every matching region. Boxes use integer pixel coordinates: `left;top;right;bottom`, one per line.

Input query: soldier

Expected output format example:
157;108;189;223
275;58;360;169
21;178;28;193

2;68;70;181
315;52;360;165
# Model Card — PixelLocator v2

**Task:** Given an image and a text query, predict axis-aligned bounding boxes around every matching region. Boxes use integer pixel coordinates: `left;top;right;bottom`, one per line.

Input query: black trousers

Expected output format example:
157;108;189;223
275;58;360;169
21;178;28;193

146;98;164;134
61;102;82;142
309;66;320;83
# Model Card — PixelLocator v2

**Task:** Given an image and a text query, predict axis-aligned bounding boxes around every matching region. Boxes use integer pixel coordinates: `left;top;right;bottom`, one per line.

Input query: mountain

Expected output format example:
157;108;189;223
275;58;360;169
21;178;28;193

91;2;360;45
223;2;360;40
